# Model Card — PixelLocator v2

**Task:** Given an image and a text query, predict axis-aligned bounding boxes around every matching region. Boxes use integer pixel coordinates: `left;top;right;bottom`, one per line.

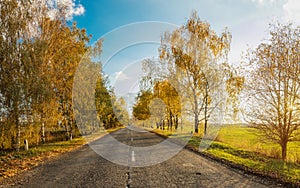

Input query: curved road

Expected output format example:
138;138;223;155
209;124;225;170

1;127;283;188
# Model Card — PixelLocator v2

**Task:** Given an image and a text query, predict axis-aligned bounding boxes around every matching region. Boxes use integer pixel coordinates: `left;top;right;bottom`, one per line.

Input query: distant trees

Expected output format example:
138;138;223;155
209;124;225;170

73;45;129;134
72;54;102;135
133;81;180;130
114;97;130;126
95;75;129;129
243;23;300;160
133;90;153;121
153;81;181;130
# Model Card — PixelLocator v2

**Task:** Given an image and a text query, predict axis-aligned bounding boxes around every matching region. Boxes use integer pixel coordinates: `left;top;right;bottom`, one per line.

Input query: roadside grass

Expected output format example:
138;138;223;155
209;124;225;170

208;142;300;185
0;126;124;180
150;125;300;186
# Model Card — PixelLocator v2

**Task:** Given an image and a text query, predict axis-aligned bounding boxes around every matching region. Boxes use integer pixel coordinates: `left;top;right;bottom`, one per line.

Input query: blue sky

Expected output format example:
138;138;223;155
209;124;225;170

71;0;299;100
74;0;285;39
72;0;299;64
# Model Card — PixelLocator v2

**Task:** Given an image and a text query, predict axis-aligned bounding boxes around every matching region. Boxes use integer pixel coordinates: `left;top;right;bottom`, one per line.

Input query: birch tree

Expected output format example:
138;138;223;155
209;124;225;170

0;0;33;151
158;11;231;134
0;0;90;149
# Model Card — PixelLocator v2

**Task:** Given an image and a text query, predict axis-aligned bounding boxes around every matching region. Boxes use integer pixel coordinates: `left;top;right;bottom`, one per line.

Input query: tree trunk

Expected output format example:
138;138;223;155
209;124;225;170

13;102;20;152
16;121;21;152
41;123;45;143
193;85;199;134
24;139;29;151
65;120;70;141
204;82;208;135
204;119;208;135
194;114;199;133
175;115;178;130
69;121;73;141
169;111;173;130
281;140;287;161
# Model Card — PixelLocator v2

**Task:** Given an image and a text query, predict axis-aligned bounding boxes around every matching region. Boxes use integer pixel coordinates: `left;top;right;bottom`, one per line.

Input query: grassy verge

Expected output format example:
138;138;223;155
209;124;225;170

150;128;300;187
0;126;124;180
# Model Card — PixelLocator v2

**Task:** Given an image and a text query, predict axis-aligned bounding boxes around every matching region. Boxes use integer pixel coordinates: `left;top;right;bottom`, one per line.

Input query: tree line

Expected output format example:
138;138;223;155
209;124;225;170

0;1;127;151
133;11;299;160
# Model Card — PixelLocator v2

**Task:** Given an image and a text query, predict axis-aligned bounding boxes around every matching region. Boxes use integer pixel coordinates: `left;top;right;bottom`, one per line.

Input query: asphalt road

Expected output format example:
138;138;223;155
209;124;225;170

1;127;284;188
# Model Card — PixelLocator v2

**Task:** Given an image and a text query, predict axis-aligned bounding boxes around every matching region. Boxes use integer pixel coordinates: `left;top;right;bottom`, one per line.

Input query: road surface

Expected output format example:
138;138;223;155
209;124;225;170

1;127;283;188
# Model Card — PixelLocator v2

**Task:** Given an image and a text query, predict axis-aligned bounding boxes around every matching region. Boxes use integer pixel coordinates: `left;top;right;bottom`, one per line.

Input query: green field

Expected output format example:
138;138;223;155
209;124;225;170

215;125;300;162
150;125;300;186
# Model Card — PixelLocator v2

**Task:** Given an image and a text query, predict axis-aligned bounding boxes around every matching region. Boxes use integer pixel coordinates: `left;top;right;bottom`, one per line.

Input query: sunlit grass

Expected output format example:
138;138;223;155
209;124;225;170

204;141;300;185
215;125;300;162
150;125;300;186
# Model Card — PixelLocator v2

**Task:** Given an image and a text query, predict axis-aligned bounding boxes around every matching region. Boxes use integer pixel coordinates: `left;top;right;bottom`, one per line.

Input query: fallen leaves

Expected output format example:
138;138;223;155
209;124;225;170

0;140;83;181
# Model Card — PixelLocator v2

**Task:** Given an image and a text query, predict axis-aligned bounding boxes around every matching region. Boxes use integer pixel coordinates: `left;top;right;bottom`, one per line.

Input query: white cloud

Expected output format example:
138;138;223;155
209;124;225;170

45;0;85;20
73;4;85;16
249;0;300;23
251;0;275;5
283;0;300;23
58;0;85;19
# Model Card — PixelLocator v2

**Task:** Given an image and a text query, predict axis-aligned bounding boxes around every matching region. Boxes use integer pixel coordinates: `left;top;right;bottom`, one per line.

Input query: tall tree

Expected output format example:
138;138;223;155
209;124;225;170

156;11;231;134
25;16;89;141
73;56;102;135
0;0;90;149
0;0;34;151
243;23;300;160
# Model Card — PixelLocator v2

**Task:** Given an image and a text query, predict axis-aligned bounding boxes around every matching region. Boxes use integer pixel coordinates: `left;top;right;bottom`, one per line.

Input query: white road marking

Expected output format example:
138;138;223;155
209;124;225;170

131;150;135;162
182;163;194;167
